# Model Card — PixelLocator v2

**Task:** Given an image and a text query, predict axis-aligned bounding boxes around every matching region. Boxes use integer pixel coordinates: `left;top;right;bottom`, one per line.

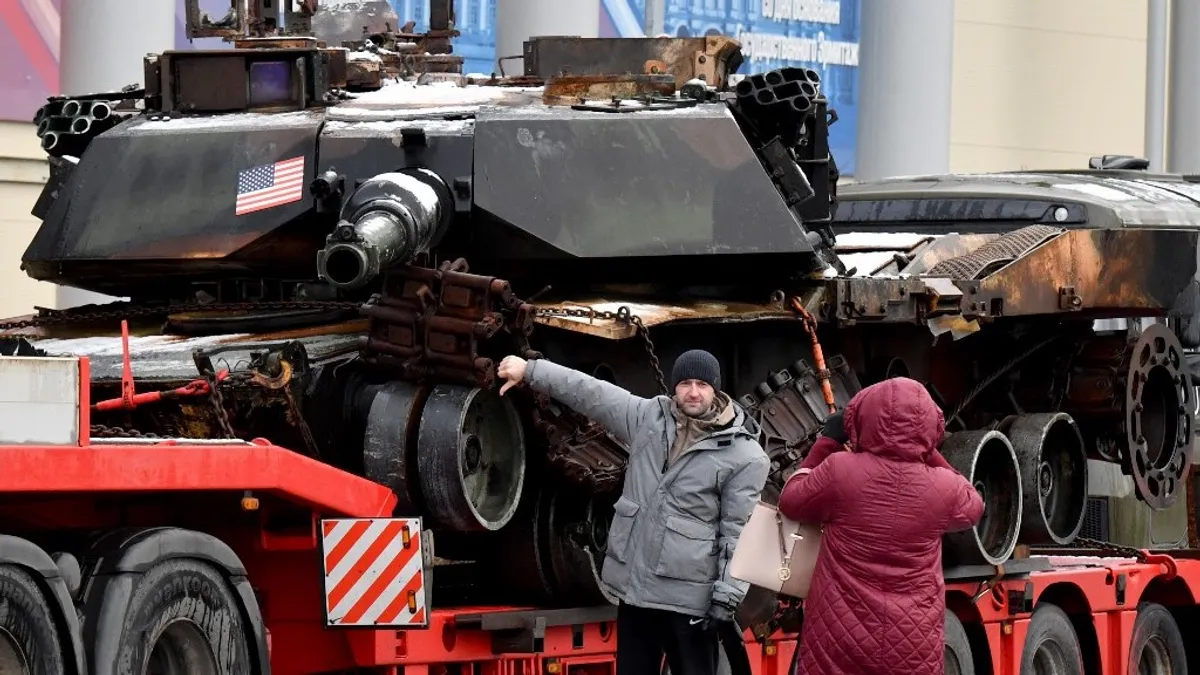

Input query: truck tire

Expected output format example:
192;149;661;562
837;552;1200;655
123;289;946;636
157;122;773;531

1020;604;1084;675
1127;602;1187;674
113;559;252;674
0;564;66;674
944;610;974;675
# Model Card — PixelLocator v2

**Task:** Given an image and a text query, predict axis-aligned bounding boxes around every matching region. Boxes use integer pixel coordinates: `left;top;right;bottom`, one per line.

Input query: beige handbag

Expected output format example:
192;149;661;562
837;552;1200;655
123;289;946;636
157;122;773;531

729;470;823;599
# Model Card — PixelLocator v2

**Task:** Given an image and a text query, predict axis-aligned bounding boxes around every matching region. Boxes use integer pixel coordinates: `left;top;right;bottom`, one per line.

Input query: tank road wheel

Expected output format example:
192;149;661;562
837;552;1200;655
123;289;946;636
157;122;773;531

1020;604;1084;675
541;488;619;606
1000;413;1089;546
944;610;975;675
0;565;66;674
940;430;1023;566
1127;602;1186;675
114;560;252;675
1125;323;1194;510
467;484;619;606
361;381;430;513
417;384;527;532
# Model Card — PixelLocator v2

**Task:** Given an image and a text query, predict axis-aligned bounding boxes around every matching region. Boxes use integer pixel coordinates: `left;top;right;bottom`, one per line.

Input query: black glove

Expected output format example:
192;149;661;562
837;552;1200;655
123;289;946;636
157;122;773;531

821;410;848;444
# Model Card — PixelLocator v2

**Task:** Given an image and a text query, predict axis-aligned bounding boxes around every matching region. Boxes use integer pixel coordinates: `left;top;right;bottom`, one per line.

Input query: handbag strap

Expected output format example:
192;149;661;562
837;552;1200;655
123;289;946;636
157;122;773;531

774;509;792;567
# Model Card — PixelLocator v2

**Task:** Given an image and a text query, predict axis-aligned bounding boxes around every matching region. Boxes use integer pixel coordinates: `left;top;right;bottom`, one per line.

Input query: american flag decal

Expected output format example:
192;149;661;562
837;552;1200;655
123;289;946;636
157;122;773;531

235;156;306;216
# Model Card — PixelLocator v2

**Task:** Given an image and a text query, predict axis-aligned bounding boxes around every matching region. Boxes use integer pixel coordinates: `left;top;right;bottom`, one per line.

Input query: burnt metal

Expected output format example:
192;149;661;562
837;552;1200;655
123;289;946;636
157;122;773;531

827;276;970;325
521;36;744;90
972;228;1200;317
415;384;526;532
925;225;1063;279
999;413;1089;546
940;429;1023;567
541;74;677;105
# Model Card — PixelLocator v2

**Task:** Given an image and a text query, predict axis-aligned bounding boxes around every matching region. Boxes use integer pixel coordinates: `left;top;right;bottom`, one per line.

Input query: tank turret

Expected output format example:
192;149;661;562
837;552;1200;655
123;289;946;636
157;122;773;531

23;26;837;299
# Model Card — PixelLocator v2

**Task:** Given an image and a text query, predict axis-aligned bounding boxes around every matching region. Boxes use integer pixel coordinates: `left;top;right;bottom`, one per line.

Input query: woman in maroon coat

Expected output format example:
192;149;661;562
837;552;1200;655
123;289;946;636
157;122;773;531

778;377;984;675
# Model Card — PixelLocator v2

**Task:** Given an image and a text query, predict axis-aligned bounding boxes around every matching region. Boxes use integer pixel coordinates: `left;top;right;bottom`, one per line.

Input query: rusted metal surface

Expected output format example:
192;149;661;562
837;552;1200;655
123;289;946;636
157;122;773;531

825;276;974;325
542;74;677;106
974;228;1200;316
360;258;537;389
346;56;383;90
522;36;744;90
925;225;1063;280
533;297;793;340
901;234;998;275
526;393;629;493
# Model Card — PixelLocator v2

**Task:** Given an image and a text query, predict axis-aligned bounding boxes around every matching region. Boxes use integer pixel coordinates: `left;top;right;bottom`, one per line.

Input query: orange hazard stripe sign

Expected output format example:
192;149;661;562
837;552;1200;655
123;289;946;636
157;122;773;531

319;517;429;628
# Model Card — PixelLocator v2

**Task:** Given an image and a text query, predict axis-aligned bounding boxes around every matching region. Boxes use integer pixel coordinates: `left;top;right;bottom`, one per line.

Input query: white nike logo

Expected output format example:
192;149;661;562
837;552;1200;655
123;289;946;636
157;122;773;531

689;618;703;625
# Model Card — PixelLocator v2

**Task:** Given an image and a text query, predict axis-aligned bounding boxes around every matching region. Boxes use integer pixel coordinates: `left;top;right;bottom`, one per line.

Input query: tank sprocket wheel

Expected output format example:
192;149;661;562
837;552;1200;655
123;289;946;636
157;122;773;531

1123;323;1194;509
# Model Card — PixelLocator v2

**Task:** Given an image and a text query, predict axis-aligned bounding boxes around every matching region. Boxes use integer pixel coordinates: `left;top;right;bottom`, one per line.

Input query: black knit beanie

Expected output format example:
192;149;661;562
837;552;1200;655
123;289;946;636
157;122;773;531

670;349;721;390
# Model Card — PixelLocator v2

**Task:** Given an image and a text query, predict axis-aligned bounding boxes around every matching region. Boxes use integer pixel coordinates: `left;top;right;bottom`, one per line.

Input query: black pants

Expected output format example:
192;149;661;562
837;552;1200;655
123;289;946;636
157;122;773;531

617;601;719;675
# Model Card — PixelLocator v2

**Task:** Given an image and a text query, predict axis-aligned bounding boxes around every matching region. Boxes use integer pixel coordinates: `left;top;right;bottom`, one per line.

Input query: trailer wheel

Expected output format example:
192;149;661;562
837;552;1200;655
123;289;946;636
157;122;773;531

1020;604;1084;675
0;565;65;674
1127;602;1186;674
114;559;251;674
945;611;974;675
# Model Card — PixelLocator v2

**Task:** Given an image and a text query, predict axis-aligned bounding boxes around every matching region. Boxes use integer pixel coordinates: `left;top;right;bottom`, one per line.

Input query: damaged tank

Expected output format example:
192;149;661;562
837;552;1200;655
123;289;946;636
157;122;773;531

6;0;1200;638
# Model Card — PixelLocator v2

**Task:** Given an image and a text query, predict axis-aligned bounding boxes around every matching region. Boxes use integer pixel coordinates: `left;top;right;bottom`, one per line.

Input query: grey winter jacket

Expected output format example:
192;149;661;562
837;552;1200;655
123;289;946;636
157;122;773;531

524;359;770;619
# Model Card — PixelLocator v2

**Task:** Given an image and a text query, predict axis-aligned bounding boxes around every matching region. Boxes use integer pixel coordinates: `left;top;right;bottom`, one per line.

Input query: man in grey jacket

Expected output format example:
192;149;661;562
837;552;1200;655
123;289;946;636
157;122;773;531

497;349;770;675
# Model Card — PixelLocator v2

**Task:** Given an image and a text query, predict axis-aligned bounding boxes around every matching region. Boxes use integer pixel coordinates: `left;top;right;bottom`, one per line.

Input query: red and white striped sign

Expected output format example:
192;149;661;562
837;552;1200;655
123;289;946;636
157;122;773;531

319;517;428;628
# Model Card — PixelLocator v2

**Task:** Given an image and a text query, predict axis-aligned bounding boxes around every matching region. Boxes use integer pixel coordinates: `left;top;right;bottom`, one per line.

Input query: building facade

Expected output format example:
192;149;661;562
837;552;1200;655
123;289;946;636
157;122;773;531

0;0;1157;316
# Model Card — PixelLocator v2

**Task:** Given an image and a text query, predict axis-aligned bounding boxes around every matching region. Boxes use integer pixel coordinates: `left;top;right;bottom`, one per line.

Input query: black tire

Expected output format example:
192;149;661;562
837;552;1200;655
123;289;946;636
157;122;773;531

1127;602;1187;675
945;610;975;675
1020;603;1084;675
0;564;66;674
113;559;252;674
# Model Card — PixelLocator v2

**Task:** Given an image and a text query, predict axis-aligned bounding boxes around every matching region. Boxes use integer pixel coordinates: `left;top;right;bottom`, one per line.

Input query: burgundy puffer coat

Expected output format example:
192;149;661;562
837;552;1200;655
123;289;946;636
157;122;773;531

778;377;984;675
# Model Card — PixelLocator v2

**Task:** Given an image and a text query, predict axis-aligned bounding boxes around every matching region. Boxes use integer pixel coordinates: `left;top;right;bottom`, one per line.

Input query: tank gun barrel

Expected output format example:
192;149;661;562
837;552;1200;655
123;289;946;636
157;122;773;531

316;169;453;290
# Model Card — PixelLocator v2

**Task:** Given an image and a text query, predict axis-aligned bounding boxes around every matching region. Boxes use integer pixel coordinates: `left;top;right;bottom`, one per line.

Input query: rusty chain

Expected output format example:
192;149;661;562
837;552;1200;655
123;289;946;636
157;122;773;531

90;424;163;439
1065;536;1150;563
533;305;668;395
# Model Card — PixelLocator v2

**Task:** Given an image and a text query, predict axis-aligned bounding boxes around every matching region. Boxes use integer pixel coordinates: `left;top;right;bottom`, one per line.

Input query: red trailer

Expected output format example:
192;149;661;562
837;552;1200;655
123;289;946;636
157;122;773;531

0;353;1192;675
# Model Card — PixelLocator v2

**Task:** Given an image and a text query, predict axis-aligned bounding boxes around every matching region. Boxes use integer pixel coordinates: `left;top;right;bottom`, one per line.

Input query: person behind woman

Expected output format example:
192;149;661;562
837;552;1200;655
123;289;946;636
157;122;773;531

778;376;984;675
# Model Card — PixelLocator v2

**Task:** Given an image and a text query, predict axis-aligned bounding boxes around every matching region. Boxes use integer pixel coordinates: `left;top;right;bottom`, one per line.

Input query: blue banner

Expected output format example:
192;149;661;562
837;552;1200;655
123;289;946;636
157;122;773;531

601;0;861;176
